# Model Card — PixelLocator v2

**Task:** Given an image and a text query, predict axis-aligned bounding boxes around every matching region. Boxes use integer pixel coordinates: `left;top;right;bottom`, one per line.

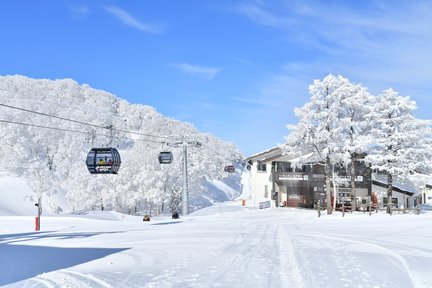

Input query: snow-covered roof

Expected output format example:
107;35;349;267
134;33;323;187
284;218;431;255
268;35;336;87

244;147;280;161
372;180;414;196
246;145;321;165
372;173;420;195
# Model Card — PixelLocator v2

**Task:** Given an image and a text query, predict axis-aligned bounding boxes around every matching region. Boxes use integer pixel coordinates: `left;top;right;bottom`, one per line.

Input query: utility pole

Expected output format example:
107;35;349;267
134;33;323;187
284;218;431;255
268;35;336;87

182;143;189;215
171;140;201;216
325;156;332;214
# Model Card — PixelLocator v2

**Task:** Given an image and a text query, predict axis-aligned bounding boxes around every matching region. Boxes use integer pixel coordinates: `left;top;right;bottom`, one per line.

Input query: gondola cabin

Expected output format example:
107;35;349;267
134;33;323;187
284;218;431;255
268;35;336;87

224;165;235;173
86;148;121;174
158;151;173;164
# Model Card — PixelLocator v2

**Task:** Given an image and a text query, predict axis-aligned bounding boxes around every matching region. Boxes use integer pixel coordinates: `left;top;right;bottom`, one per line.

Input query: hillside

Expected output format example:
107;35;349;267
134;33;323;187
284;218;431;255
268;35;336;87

0;75;244;215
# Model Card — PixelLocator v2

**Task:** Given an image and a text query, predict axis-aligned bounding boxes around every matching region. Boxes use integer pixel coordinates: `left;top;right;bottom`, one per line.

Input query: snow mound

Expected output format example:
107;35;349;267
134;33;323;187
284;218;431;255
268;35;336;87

207;179;238;200
417;203;432;211
190;201;249;216
68;210;131;221
236;170;252;200
0;176;70;216
0;176;37;216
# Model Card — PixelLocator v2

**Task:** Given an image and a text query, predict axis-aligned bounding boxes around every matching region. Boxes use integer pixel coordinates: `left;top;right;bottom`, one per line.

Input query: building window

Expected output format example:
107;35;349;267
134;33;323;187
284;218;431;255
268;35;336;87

275;162;290;172
274;162;311;173
383;197;398;207
312;165;325;174
257;161;267;172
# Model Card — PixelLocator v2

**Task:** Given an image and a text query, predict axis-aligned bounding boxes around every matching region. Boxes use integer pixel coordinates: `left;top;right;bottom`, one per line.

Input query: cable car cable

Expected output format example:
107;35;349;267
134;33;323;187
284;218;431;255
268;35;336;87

198;142;243;172
0;95;240;164
200;142;240;163
1;119;242;173
0;87;95;115
0;89;233;155
0;118;164;144
0;102;104;130
0;118;96;136
0;102;181;142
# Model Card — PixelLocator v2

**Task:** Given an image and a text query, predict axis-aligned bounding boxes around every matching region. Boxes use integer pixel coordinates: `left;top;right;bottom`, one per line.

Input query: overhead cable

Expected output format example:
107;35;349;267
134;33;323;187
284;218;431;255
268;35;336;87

0;119;162;144
0;102;179;142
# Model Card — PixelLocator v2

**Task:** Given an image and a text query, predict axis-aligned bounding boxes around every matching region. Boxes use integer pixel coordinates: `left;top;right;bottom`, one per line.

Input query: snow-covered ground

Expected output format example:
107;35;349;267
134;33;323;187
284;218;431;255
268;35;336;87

1;202;432;288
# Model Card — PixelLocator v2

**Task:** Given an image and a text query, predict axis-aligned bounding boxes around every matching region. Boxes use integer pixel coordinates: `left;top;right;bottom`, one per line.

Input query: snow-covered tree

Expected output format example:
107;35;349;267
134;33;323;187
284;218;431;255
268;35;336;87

331;80;373;211
284;74;373;213
365;89;432;213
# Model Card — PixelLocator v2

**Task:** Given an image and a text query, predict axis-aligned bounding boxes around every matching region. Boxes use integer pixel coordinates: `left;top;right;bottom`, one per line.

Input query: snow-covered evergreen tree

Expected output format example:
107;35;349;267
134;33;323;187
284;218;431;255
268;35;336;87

365;89;432;213
331;80;373;211
284;74;373;213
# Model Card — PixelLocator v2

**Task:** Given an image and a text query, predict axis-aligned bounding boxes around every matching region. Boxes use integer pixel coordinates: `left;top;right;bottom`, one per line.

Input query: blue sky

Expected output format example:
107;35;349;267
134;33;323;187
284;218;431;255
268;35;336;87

1;1;431;156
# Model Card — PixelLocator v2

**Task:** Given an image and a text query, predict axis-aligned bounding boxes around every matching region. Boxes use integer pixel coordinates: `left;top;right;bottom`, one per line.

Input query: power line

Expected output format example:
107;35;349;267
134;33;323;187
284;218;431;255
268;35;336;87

0;87;92;115
0;87;184;141
200;141;243;163
0;90;238;159
0;102;104;130
0;110;222;155
0;119;95;136
0;102;182;142
0;119;163;144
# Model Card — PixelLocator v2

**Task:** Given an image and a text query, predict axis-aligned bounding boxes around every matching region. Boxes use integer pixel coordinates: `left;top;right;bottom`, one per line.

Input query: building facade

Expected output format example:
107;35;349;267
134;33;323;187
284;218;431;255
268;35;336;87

245;148;372;209
418;184;432;205
371;180;414;209
245;147;416;209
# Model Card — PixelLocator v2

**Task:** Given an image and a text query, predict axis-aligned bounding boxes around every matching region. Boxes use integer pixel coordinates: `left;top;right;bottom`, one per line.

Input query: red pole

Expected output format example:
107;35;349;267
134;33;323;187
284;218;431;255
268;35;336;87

35;216;40;231
35;197;42;231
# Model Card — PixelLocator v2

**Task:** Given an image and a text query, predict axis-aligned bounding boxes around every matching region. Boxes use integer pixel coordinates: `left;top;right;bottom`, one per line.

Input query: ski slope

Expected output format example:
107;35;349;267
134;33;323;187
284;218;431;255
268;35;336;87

1;203;432;287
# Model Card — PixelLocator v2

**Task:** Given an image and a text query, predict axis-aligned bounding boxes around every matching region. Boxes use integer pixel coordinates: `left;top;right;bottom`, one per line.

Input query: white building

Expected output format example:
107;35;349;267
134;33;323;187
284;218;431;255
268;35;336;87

244;147;279;206
245;147;417;210
419;184;432;205
371;180;414;209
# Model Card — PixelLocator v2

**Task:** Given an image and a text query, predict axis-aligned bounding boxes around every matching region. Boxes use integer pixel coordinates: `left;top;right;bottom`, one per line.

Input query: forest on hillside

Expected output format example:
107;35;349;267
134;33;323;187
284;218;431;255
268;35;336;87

0;75;244;214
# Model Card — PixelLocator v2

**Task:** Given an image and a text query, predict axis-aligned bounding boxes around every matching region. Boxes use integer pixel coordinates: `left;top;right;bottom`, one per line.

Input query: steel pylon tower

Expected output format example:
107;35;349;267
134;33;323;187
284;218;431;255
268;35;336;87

171;140;201;215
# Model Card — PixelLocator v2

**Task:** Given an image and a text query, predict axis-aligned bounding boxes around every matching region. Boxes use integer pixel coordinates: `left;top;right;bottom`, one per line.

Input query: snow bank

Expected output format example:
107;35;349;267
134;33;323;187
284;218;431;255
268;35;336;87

417;203;432;211
189;201;249;216
0;176;70;216
236;170;252;200
0;176;37;216
68;210;133;221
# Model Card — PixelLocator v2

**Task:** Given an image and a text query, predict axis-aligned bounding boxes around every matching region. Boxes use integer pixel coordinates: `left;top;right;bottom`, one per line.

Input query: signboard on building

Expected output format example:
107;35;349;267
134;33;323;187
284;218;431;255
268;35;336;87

259;200;271;209
279;174;307;181
334;176;364;182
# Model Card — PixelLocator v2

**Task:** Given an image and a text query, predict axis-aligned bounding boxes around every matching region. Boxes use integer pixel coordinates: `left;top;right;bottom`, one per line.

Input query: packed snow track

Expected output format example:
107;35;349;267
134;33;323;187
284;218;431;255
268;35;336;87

1;203;431;288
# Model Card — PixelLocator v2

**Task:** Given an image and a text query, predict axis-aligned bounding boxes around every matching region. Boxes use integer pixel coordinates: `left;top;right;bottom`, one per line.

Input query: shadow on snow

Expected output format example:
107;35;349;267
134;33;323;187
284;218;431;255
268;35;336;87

0;230;123;245
0;231;129;286
150;221;182;226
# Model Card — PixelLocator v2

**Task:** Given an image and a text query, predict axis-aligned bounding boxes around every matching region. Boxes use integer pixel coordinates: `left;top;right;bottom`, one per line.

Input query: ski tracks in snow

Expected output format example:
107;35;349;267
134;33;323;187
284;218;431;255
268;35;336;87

141;219;306;288
142;221;282;287
289;232;421;288
203;220;305;287
276;224;306;287
25;270;111;288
